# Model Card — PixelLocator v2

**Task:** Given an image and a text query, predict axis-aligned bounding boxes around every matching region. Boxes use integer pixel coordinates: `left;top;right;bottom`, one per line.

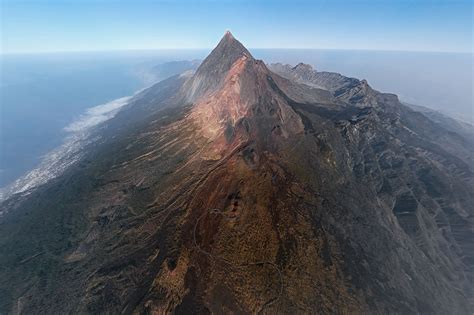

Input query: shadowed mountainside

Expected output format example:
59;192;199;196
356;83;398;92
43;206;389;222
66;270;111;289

1;32;473;314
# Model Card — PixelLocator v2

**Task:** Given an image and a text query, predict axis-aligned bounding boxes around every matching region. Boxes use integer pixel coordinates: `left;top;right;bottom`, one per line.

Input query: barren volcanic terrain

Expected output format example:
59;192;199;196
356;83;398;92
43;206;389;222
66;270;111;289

1;32;473;314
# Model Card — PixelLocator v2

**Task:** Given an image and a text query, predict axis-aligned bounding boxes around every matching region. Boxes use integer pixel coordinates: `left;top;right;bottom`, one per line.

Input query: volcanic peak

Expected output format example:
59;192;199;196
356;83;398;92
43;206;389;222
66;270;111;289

186;32;304;155
183;32;255;102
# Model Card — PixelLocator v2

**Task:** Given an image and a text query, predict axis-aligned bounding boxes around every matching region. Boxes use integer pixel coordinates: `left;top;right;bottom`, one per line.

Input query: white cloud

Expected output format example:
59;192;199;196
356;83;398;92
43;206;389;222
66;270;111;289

64;96;131;132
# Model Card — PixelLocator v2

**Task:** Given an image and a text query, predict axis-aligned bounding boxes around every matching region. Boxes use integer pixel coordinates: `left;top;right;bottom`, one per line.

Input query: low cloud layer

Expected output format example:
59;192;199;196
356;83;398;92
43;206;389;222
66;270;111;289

64;96;131;133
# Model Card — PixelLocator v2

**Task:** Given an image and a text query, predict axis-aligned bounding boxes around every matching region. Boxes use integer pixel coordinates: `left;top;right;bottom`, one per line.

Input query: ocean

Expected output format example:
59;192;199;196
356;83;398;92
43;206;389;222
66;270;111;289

0;50;207;188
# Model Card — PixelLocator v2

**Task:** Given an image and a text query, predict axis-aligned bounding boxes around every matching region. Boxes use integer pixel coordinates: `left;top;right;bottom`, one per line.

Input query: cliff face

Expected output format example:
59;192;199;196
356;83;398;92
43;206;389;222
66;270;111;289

1;33;473;314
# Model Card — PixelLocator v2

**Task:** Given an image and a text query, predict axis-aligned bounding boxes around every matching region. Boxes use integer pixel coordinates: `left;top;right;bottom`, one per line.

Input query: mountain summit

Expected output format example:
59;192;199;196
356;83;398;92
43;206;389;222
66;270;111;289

184;31;253;101
1;33;473;314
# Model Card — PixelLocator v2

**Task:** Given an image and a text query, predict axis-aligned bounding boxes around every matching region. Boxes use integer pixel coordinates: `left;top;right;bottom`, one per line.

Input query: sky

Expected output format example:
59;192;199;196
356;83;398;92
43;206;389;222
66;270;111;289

1;0;473;53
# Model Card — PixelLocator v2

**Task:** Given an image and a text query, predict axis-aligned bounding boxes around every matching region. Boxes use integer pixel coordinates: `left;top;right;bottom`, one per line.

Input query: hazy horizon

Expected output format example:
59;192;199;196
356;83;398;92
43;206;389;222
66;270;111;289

3;47;473;55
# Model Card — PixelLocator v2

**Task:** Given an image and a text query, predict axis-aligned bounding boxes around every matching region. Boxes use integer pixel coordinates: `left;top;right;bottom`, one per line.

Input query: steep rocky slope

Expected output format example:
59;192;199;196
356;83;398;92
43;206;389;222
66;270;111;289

1;32;473;314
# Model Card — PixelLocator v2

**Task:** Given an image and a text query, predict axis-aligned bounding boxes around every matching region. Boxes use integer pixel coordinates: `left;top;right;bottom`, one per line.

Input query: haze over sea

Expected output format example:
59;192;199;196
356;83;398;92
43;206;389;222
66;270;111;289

1;49;472;188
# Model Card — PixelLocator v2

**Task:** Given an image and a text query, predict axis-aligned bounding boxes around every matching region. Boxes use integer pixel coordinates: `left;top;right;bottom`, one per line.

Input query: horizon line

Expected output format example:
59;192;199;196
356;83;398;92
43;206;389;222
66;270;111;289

2;47;472;56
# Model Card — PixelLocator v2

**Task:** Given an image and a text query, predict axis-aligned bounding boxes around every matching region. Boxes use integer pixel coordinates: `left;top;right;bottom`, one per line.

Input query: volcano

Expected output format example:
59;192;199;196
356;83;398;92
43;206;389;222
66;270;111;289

1;32;473;314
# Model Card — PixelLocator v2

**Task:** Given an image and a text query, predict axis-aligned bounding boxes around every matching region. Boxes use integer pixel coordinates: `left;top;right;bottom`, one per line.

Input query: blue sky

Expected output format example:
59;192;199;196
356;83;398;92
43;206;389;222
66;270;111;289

1;0;472;53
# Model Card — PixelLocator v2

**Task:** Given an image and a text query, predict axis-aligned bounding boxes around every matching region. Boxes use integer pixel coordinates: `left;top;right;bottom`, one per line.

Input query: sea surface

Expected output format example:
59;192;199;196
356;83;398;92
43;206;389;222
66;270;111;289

0;50;207;188
1;49;472;190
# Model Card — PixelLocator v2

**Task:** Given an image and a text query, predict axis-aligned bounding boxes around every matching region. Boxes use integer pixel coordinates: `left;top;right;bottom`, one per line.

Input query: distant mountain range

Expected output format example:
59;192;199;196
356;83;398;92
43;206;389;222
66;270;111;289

1;32;472;314
269;62;474;140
